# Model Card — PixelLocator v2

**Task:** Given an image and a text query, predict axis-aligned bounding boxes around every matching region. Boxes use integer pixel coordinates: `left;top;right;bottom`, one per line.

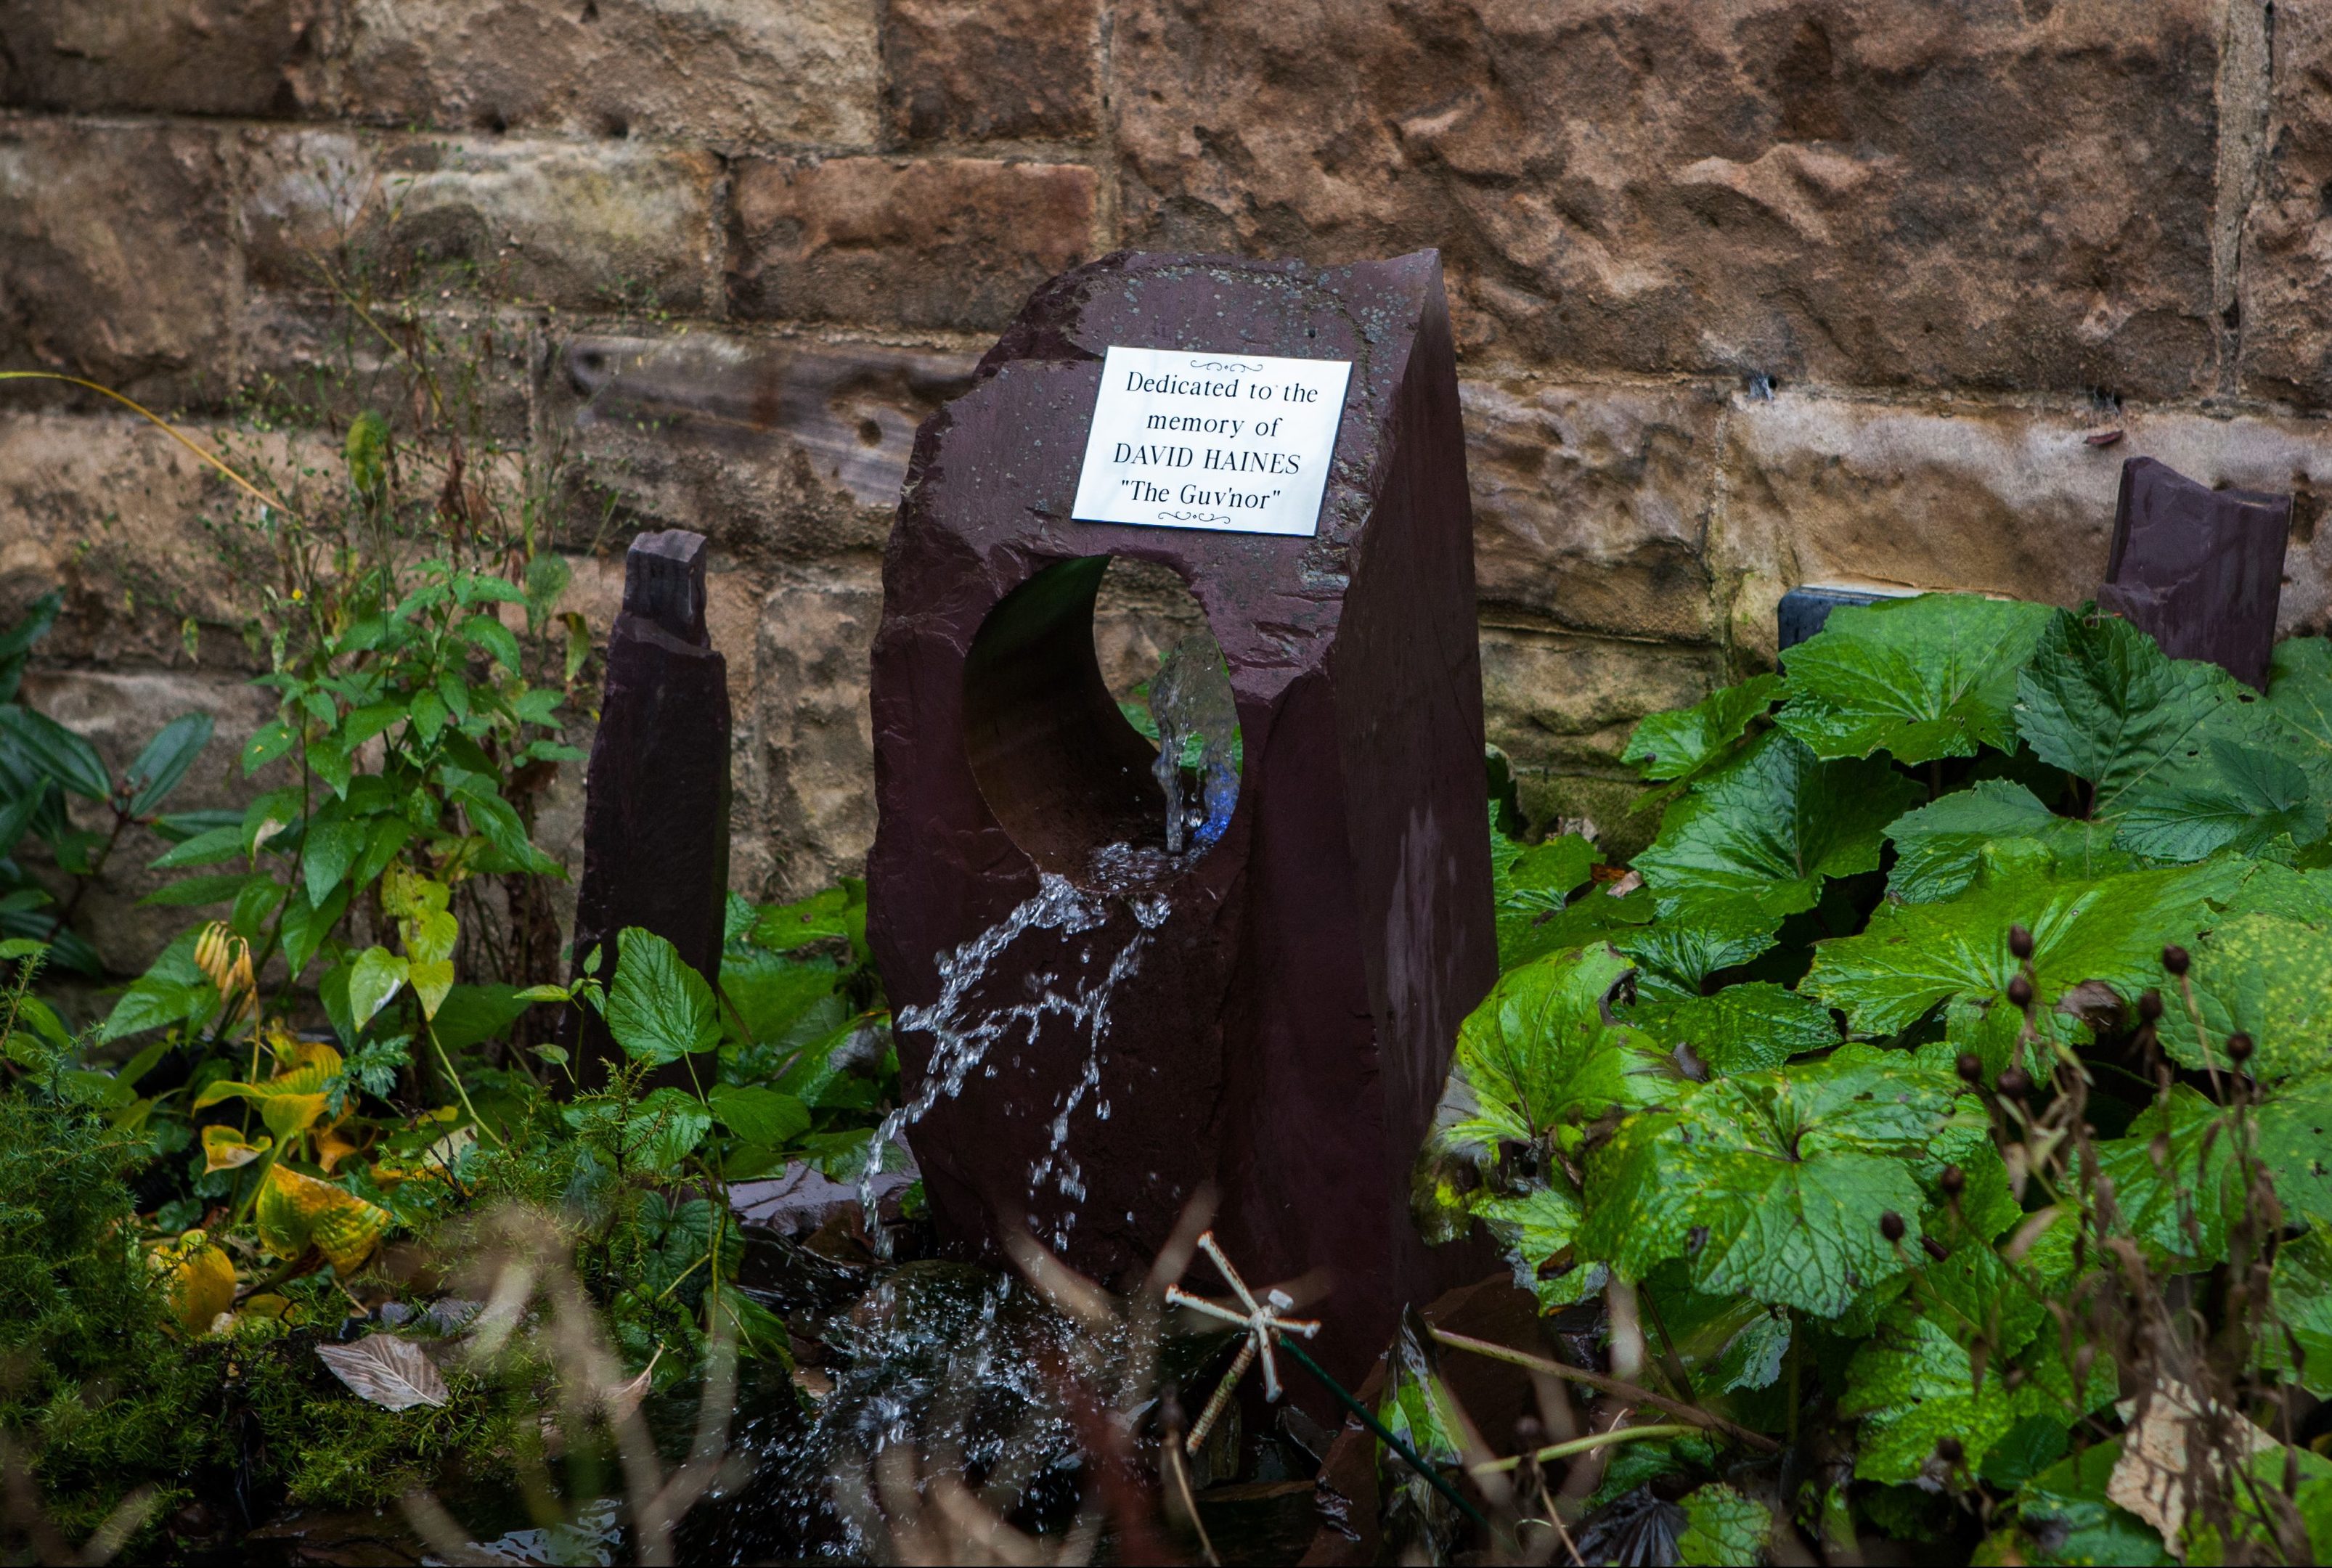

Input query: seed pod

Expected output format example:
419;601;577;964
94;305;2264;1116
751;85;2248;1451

2007;974;2034;1009
1997;1066;2033;1100
1940;1164;1966;1197
2227;1032;2255;1064
1923;1236;1952;1262
1936;1435;1965;1464
1880;1210;1907;1242
1514;1413;1543;1450
2008;924;2034;960
2137;989;2164;1023
1956;1052;1984;1085
2163;944;2190;976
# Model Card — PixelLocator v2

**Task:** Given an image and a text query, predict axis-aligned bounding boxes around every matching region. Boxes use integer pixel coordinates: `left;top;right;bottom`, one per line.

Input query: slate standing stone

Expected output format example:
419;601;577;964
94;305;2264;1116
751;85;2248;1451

2097;457;2291;689
568;530;731;1088
865;250;1499;1401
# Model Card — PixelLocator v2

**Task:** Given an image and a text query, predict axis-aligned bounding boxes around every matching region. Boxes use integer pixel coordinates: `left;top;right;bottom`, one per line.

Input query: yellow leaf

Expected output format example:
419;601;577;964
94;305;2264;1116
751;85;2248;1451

382;866;449;920
151;1230;237;1336
410;957;454;1020
315;1112;367;1172
254;1164;388;1276
200;1124;272;1173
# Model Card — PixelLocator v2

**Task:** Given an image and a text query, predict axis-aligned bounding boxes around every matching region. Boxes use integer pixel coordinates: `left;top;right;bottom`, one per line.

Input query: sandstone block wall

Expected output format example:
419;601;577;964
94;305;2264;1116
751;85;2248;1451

1;1;2326;972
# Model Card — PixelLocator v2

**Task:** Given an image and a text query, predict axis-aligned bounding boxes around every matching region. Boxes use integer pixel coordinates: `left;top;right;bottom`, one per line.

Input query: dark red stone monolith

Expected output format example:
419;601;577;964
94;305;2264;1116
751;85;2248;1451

568;530;731;1087
2097;457;2291;689
865;250;1498;1401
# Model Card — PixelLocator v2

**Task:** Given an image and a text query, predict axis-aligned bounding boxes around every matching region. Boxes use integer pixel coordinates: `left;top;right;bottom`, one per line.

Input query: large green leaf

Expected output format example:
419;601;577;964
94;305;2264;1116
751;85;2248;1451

1842;1306;2112;1485
1488;809;1599;970
1634;732;1920;926
1622;674;1782;786
1805;856;2243;1038
1625;982;1837;1075
1610;903;1782;996
2263;635;2332;767
706;1082;811;1148
1993;1442;2177;1567
1883;780;2130;905
2095;1087;2243;1267
1777;592;2054;764
606;926;721;1066
1675;1484;1772;1567
124;712;214;816
2254;1072;2332;1230
2156;913;2332;1084
1577;1046;1976;1315
0;706;110;801
102;931;216;1042
2014;609;2323;862
2264;1227;2332;1398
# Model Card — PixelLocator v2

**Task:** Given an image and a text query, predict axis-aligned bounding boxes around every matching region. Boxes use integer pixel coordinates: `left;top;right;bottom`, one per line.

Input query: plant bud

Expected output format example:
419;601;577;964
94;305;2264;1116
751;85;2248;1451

2227;1032;2254;1063
1936;1435;1965;1464
1997;1066;2032;1099
2137;989;2163;1022
2162;944;2190;976
2007;974;2034;1008
1880;1210;1907;1242
1514;1414;1543;1450
1923;1236;1952;1262
1956;1052;1984;1085
1940;1164;1965;1196
2008;924;2034;960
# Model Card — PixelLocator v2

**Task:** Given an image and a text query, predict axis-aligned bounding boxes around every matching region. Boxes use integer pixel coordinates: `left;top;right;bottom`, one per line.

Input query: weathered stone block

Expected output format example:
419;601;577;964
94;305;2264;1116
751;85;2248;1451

2241;1;2332;409
727;156;1096;330
556;332;977;534
242;130;721;313
1714;394;2332;666
745;560;882;902
0;412;269;669
1479;624;1721;780
1113;0;2220;396
884;0;1099;142
1464;378;1721;640
0;119;237;409
0;0;329;117
240;298;539;444
343;0;880;145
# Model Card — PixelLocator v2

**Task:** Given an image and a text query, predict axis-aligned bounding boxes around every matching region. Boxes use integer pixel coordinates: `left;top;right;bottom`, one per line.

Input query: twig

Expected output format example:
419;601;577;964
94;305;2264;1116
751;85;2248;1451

1468;1422;1697;1477
1429;1328;1782;1453
0;373;301;523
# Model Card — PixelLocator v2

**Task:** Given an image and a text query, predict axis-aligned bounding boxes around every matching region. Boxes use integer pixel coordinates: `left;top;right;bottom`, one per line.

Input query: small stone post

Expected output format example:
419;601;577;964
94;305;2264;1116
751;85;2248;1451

2097;457;2291;689
568;530;731;1087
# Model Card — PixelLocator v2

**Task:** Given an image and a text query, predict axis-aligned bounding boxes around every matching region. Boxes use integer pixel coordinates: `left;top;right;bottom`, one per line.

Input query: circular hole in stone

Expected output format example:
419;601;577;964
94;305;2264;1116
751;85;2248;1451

963;556;1241;886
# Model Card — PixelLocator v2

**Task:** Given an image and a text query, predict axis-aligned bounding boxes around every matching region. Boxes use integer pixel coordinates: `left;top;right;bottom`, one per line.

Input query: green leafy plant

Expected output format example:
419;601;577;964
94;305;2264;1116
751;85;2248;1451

1435;594;2332;1563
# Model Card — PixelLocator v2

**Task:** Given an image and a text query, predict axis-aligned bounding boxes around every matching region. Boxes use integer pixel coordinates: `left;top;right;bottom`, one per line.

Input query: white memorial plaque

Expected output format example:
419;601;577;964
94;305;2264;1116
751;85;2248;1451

1069;346;1353;537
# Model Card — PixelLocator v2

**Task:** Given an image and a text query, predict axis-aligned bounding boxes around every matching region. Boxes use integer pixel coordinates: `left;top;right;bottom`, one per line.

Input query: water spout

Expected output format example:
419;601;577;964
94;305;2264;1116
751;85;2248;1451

1147;630;1239;856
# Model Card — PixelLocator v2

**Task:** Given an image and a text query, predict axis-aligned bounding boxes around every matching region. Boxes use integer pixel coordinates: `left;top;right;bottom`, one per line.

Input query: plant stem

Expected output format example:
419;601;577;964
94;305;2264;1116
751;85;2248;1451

1429;1328;1782;1454
426;1019;504;1146
1279;1341;1488;1531
1468;1423;1698;1477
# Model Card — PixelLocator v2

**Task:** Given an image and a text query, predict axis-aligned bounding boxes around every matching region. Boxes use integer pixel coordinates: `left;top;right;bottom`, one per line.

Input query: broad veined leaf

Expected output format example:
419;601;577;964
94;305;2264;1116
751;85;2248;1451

751;879;871;962
1577;1046;1978;1315
1469;1185;1602;1310
706;1082;811;1148
150;1230;238;1335
2095;1087;2243;1268
2155;914;2332;1084
102;931;216;1042
1634;732;1920;928
606;926;721;1066
125;711;214;815
1883;780;2131;904
1622;674;1782;785
1625;981;1838;1076
195;1037;346;1142
0;705;111;799
1639;1267;1793;1396
302;814;368;907
1994;1442;2177;1568
1777;592;2054;764
253;1162;388;1274
1489;809;1599;969
1806;855;2244;1038
347;946;409;1032
148;823;244;870
627;1086;714;1172
1675;1483;1774;1568
2219;862;2332;927
2254;1072;2332;1230
1842;1306;2113;1485
2262;634;2332;774
719;948;843;1050
1610;902;1782;997
280;881;352;980
315;1334;450;1411
2013;609;2317;862
2262;1227;2332;1398
431;984;530;1052
200;1124;272;1172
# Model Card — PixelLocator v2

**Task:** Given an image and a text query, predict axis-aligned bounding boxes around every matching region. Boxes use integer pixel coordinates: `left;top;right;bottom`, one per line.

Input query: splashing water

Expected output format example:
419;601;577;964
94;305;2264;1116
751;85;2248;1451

863;871;1163;1254
1148;630;1239;856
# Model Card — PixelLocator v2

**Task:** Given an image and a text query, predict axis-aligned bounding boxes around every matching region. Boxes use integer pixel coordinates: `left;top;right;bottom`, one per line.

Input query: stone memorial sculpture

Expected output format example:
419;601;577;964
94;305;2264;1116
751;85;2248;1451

865;250;1496;1395
2097;456;2291;690
568;529;732;1088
